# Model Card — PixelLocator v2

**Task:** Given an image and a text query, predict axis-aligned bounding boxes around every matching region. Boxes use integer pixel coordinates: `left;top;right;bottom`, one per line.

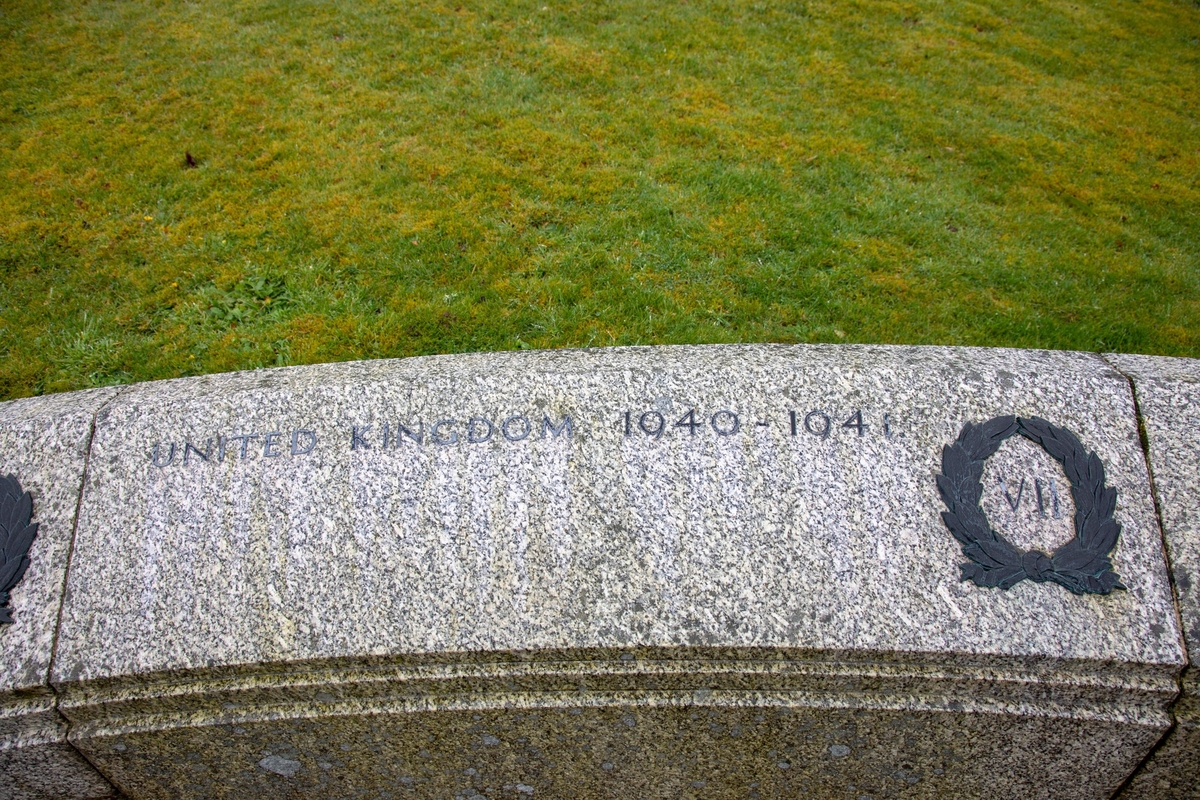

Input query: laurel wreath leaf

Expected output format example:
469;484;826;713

937;416;1125;595
0;473;39;625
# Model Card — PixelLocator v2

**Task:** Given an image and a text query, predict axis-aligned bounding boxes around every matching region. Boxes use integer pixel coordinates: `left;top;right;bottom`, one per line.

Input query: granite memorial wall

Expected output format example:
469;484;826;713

0;344;1196;799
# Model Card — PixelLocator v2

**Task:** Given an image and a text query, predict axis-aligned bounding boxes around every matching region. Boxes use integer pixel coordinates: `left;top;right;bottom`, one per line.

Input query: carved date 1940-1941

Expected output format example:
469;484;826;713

622;408;894;440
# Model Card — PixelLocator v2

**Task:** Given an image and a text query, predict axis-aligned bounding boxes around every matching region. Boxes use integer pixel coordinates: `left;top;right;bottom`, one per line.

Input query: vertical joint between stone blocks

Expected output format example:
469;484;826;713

1101;354;1191;680
1098;355;1189;800
47;387;126;797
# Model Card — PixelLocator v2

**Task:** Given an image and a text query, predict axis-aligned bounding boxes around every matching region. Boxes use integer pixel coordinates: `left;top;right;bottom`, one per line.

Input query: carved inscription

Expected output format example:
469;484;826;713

979;434;1078;553
351;415;572;449
149;414;573;466
151;429;317;467
148;406;904;466
621;408;895;440
996;476;1064;519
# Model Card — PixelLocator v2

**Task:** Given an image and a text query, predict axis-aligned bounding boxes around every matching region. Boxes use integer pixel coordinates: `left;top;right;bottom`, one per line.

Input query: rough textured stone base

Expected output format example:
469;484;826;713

75;696;1162;800
0;740;113;800
1118;711;1200;799
60;648;1173;800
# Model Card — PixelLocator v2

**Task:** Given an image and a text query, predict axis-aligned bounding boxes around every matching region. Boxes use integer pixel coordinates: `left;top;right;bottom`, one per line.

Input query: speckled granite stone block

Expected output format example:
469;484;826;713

1106;354;1200;800
0;391;117;799
47;345;1185;798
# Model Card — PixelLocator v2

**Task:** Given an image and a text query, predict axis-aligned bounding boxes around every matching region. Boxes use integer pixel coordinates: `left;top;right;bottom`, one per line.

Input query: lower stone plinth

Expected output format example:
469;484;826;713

0;694;112;800
60;649;1174;800
1118;687;1199;800
0;743;113;800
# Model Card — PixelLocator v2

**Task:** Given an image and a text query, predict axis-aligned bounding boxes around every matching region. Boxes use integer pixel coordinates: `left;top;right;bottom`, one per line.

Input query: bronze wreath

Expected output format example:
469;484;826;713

937;416;1125;595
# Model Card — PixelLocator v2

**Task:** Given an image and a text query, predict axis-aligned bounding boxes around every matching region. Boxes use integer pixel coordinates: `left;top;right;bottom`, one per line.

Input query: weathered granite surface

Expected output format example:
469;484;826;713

72;682;1168;800
37;344;1182;798
1106;354;1200;800
0;390;117;799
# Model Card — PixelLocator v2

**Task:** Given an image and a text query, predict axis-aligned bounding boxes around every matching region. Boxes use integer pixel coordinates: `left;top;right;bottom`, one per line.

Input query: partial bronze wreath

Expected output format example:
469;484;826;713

937;415;1125;595
0;473;39;624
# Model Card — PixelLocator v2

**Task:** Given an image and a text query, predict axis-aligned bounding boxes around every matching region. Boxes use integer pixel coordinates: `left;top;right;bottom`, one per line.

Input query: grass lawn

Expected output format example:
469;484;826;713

1;0;1197;398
